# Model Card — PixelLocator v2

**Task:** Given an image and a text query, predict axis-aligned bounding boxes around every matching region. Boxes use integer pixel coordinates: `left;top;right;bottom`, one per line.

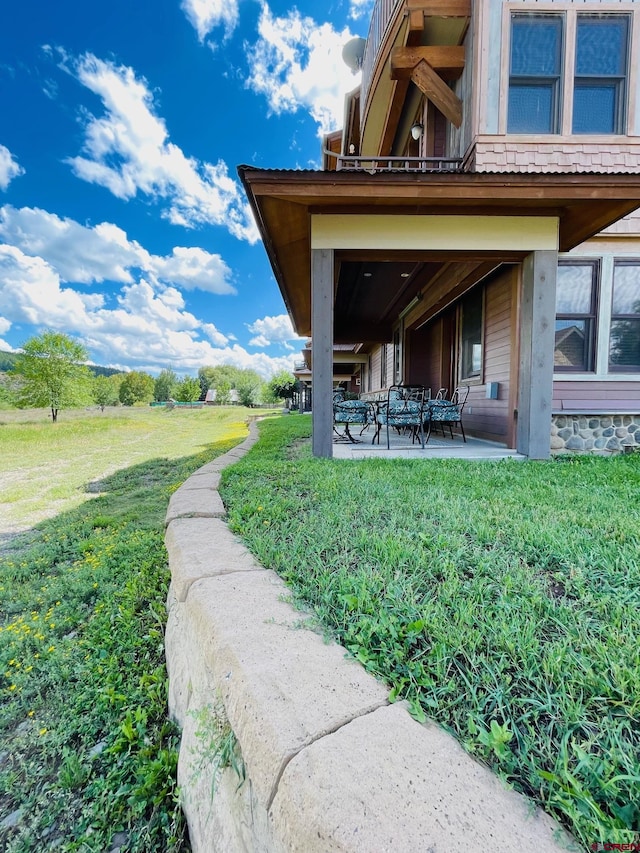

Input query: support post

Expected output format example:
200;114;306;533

517;250;557;459
311;248;334;458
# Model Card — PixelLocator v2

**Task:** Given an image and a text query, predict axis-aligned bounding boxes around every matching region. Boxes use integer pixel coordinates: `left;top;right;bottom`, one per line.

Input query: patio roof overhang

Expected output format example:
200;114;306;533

239;166;640;341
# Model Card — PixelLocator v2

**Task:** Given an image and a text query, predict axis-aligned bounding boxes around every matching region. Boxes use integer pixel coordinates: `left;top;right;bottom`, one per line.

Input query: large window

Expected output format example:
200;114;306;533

554;261;598;371
508;15;563;133
609;262;640;372
573;16;628;133
393;328;402;384
459;288;483;381
508;13;630;135
380;343;388;388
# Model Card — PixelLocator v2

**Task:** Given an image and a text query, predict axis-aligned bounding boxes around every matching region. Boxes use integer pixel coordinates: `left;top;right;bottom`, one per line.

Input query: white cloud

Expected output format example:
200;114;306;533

201;322;229;347
0;145;24;191
0;205;236;295
247;313;304;349
181;0;239;43
349;0;375;21
0;317;11;335
0;244;293;379
60;52;258;242
245;4;360;136
150;246;233;294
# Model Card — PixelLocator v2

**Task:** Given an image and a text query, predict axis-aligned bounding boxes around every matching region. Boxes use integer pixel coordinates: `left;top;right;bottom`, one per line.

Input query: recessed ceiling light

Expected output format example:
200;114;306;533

400;272;410;278
363;272;372;277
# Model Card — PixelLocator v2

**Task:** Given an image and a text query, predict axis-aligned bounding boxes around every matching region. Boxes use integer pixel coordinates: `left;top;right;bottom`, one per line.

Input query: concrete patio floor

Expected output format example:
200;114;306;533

332;427;526;460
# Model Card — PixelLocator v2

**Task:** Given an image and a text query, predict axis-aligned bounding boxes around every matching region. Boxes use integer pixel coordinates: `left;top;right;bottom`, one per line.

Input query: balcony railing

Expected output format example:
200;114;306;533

327;153;464;173
360;0;402;121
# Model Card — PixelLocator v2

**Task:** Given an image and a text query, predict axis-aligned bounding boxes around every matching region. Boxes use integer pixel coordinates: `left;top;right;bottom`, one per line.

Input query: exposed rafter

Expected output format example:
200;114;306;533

405;0;472;19
391;46;465;81
410;59;463;127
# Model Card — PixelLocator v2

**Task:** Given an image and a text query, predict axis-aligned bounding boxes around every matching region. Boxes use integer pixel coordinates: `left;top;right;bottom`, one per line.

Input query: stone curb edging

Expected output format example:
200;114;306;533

164;420;578;852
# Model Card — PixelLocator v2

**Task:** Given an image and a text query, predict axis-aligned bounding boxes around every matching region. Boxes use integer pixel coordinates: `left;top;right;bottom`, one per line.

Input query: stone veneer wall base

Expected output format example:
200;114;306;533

551;414;640;454
164;420;579;852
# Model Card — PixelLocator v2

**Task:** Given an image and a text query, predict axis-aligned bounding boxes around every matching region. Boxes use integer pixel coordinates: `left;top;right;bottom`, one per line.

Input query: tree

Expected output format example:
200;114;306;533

119;371;154;406
236;369;265;407
267;370;297;407
93;374;121;411
154;368;178;402
216;381;231;405
199;365;243;398
13;331;93;422
175;376;201;402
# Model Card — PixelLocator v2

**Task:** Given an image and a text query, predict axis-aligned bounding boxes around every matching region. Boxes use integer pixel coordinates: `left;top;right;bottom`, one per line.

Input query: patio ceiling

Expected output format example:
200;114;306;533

239;167;640;339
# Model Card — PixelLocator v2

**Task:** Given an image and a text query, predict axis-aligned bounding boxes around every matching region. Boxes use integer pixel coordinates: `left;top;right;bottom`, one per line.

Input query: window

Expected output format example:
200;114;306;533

609;262;640;372
393;329;402;384
508;15;563;133
459;288;483;381
507;12;630;135
554;262;598;371
380;343;388;388
573;16;628;134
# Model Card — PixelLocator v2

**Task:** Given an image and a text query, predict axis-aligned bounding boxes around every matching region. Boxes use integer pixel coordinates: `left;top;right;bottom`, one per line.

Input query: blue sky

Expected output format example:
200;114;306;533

0;0;371;377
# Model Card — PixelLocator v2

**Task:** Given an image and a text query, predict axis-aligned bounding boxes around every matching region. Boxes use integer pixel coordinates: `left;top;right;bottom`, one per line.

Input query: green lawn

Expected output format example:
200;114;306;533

0;406;265;852
220;415;640;850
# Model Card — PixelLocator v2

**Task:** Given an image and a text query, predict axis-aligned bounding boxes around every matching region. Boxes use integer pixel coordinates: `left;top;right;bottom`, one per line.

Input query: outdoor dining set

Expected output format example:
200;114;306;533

333;384;469;448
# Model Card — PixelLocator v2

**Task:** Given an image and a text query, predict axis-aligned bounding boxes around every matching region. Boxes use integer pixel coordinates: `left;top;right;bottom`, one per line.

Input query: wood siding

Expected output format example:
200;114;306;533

461;268;515;444
553;381;640;412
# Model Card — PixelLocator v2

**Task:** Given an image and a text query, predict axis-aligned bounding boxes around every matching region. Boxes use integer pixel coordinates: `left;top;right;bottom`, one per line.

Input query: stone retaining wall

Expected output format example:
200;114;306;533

551;414;640;454
164;422;577;852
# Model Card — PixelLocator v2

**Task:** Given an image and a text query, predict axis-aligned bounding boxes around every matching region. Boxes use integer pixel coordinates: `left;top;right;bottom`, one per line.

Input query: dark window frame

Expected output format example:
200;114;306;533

458;287;484;384
609;259;640;373
508;13;564;134
572;14;630;135
554;259;599;373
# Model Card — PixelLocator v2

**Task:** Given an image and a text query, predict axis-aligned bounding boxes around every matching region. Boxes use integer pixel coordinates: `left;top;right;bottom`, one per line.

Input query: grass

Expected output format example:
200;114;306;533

220;415;640;850
0;405;257;533
0;405;268;851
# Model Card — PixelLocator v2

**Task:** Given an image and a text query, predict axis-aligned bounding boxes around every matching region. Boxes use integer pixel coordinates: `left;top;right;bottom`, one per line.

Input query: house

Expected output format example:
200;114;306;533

240;0;640;458
293;340;366;411
204;388;240;405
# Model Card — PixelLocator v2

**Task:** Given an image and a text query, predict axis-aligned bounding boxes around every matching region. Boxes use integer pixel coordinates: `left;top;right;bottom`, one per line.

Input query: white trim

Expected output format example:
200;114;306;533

596;254;614;375
554;373;640;381
311;215;559;251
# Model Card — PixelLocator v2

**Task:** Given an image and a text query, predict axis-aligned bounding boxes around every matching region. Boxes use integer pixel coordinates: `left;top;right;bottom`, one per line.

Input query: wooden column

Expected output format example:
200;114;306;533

517;250;557;459
311;248;334;458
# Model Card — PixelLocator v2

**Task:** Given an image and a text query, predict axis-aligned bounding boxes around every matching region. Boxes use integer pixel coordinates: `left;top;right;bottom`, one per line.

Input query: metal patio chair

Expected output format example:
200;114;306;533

375;384;429;449
428;385;469;441
333;394;374;443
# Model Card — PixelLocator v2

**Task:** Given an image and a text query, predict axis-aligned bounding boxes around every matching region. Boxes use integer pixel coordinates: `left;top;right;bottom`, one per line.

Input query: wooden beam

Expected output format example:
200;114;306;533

411;59;463;127
311;248;334;458
404;260;499;328
406;0;472;17
391;46;465;81
409;8;424;31
559;200;640;251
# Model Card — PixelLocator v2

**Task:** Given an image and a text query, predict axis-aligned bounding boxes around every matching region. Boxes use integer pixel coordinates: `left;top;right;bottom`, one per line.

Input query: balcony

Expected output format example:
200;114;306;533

327;153;463;173
360;0;402;120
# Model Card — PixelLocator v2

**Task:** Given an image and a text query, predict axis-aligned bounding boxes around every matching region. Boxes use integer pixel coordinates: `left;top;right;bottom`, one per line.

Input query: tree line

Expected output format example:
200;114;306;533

1;332;298;422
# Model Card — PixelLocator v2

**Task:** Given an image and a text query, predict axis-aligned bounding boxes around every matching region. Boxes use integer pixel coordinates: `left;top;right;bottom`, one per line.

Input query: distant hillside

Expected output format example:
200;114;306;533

0;351;18;371
0;350;122;377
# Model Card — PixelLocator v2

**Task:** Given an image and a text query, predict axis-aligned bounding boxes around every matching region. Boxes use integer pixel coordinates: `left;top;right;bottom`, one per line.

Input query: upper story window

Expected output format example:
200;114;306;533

508;15;563;133
609;261;640;372
573;16;628;134
554;261;598;372
507;12;630;135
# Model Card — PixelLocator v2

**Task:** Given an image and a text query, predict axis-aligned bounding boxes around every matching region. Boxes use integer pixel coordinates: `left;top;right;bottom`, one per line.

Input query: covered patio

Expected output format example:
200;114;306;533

332;428;525;460
240;167;640;460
